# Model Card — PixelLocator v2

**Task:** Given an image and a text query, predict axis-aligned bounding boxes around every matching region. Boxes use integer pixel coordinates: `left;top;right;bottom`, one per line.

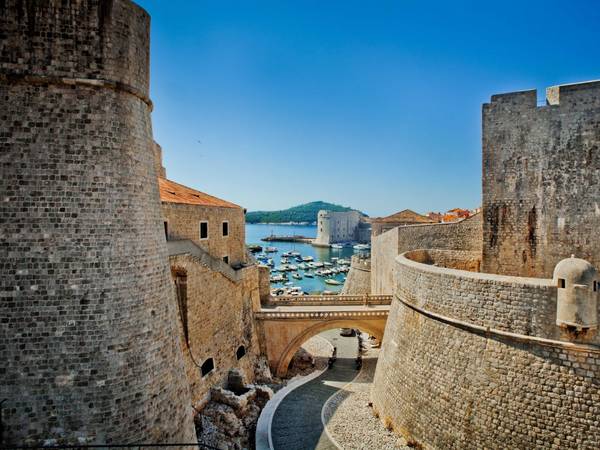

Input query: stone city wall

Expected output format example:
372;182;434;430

170;254;263;407
0;0;196;444
163;202;246;266
482;81;600;278
341;255;371;295
372;250;600;449
371;213;482;294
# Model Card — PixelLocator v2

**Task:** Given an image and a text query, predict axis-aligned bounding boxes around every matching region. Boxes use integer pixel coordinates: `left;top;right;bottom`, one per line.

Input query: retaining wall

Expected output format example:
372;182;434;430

372;250;600;449
341;256;371;295
371;214;482;294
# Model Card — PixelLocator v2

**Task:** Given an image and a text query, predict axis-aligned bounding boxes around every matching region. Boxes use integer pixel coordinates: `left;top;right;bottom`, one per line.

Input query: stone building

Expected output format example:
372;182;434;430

371;81;600;449
156;154;268;407
370;209;436;237
160;177;246;266
313;210;370;246
0;0;196;444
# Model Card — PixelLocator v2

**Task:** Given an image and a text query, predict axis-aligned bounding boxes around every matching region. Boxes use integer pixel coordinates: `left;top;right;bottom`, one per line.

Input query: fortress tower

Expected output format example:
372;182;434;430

482;81;600;277
0;0;196;444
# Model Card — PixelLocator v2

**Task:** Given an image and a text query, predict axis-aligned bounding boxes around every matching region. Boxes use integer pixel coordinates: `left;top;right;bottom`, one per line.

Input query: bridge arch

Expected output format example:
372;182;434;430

275;318;386;377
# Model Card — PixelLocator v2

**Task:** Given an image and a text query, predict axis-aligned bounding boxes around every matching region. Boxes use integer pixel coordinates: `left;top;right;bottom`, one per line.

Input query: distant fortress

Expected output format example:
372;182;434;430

313;210;370;246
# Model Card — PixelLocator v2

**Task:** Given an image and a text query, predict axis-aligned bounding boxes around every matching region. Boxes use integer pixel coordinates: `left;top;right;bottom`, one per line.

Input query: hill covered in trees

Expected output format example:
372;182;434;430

246;201;363;224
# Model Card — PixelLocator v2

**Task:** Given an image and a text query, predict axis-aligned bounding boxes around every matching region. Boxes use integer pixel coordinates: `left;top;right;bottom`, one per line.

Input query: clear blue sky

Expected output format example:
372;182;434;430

136;0;600;217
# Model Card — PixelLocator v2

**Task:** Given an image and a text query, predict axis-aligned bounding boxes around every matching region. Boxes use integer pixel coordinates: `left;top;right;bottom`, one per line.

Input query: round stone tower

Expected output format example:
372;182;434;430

0;0;196;445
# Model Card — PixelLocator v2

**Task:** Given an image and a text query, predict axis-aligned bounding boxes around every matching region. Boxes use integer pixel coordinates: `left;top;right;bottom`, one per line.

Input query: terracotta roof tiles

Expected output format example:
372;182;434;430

159;178;241;209
370;209;435;224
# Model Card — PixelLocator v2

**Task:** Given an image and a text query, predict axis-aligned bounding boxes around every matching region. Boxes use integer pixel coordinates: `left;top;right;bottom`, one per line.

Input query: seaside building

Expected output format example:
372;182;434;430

313;210;370;246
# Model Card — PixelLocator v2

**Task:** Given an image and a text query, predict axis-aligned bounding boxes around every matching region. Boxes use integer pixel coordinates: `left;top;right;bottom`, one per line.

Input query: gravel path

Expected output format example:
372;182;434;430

271;329;359;450
322;342;410;449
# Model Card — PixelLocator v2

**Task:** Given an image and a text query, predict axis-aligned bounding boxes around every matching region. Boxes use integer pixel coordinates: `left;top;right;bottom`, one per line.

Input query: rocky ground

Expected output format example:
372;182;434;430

195;336;332;450
285;334;333;378
322;338;411;450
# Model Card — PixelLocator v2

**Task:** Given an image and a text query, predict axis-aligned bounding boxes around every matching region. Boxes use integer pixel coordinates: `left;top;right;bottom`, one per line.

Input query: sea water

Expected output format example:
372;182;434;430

245;223;357;294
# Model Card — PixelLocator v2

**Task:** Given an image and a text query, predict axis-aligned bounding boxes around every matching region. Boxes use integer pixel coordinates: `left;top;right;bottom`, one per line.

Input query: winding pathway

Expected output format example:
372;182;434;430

270;329;359;450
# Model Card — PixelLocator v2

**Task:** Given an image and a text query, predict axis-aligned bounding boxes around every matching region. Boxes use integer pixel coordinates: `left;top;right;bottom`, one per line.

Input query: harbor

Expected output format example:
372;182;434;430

246;223;370;295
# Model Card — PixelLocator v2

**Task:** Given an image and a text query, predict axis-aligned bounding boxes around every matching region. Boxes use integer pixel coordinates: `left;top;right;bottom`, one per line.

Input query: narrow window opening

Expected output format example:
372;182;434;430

200;221;208;240
222;221;229;237
201;358;214;377
558;278;566;289
236;345;246;360
172;268;189;346
223;255;229;264
594;281;597;292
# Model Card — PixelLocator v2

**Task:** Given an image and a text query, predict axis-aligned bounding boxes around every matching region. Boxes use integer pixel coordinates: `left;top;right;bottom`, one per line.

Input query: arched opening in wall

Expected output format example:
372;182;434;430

275;319;386;377
236;345;246;360
172;267;189;346
201;358;214;377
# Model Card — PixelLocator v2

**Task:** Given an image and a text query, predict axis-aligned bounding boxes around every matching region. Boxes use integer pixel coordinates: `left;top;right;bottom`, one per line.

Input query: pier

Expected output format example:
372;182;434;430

261;235;314;243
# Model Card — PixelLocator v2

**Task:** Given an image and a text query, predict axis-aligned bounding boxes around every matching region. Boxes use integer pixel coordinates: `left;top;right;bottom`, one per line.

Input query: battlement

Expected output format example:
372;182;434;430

545;79;600;106
486;80;600;110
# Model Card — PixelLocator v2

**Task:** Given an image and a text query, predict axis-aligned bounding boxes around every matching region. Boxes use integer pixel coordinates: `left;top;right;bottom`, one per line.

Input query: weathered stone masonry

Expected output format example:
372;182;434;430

483;81;600;278
372;251;600;449
372;82;600;449
371;213;482;294
0;0;195;444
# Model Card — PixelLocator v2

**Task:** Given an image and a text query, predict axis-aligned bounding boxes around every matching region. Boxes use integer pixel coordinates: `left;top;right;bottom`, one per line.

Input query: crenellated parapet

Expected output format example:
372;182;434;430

482;80;600;278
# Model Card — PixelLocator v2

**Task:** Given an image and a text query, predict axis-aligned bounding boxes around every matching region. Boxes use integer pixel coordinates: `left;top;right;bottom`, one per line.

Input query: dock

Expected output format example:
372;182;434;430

261;235;314;244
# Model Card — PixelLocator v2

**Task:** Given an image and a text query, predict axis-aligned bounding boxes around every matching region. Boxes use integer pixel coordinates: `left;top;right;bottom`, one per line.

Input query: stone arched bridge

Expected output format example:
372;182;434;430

255;295;392;376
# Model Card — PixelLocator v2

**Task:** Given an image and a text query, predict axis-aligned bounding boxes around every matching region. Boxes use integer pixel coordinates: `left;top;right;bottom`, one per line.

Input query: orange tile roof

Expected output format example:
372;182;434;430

370;209;435;224
159;178;241;209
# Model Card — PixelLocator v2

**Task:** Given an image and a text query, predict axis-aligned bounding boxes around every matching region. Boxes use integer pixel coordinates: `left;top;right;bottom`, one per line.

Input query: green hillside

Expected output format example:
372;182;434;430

246;201;363;224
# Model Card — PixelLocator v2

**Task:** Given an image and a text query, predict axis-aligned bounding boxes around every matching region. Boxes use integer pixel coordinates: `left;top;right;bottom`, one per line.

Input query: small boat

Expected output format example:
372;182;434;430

280;257;289;264
295;256;303;262
313;262;324;268
325;278;342;285
323;262;333;267
288;265;298;271
353;244;371;250
265;246;279;253
302;256;314;262
305;272;314;278
282;252;292;257
285;281;294;286
290;251;301;257
292;273;302;280
331;244;344;249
